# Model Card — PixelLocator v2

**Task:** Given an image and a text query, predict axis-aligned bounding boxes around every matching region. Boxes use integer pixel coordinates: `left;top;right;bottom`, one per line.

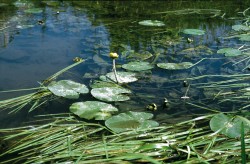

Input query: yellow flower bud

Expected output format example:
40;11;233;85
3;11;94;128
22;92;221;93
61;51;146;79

109;52;119;59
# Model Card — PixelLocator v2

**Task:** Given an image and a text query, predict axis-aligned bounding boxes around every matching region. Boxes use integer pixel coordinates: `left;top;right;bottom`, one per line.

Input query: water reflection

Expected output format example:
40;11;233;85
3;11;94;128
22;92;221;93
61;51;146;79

0;1;249;127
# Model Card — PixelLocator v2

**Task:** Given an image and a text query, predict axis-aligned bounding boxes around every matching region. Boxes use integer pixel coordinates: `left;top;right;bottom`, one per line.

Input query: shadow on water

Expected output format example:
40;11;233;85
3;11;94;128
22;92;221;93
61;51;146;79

0;0;250;127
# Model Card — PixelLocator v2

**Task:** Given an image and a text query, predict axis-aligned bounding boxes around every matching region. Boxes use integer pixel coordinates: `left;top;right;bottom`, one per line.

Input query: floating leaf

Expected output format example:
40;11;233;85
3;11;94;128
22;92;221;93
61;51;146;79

157;62;193;70
105;111;159;133
90;80;121;89
183;29;205;35
48;80;89;99
70;101;118;120
16;24;34;29
138;20;165;27
232;25;250;32
239;34;250;41
217;48;242;57
0;3;7;7
91;87;131;102
24;8;43;14
42;1;60;7
100;71;138;83
126;50;153;60
122;61;154;71
210;113;250;138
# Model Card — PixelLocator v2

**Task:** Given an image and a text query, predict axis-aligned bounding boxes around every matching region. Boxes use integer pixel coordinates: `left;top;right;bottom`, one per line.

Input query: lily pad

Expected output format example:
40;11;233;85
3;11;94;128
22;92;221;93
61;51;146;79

138;20;165;27
91;87;131;102
232;25;250;32
16;24;34;29
48;80;89;99
157;62;193;70
70;101;118;120
105;111;159;133
0;3;8;7
42;1;60;7
90;80;121;89
183;29;205;35
217;48;242;57
24;8;43;14
126;50;153;60
239;34;250;41
122;61;154;71
14;1;34;8
100;71;138;83
210;113;250;138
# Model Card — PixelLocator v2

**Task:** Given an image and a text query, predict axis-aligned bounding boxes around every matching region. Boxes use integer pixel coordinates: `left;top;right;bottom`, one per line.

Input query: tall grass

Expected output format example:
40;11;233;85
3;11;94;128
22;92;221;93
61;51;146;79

0;113;249;163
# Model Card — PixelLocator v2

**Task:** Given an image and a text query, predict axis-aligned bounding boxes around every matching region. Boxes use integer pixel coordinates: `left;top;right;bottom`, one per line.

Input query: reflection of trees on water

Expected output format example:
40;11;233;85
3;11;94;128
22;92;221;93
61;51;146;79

0;1;16;47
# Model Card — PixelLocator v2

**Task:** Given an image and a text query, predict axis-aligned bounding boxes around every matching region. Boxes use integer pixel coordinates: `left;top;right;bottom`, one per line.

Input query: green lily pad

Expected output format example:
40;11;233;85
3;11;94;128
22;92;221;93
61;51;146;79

24;8;43;14
48;80;89;99
217;48;242;57
239;34;250;41
42;1;60;7
157;62;193;70
16;24;34;29
105;111;159;133
210;113;250;138
100;72;138;83
122;61;154;72
232;25;250;32
70;101;118;120
138;20;165;27
0;3;8;7
90;80;121;89
91;87;131;102
183;29;205;35
14;1;34;8
126;50;153;60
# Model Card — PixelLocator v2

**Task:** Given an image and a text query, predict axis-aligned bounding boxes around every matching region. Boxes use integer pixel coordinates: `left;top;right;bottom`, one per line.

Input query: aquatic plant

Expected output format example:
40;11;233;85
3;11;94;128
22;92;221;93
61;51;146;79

0;60;85;113
1;3;250;163
0;112;249;163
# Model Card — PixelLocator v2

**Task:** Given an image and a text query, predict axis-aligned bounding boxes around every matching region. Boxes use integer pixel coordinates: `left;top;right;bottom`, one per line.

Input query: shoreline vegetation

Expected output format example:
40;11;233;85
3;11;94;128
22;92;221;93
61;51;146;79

0;1;250;163
0;60;249;163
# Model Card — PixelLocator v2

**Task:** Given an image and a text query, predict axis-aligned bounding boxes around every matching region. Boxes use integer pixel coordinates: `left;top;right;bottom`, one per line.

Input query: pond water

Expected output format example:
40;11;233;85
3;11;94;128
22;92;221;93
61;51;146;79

0;0;250;128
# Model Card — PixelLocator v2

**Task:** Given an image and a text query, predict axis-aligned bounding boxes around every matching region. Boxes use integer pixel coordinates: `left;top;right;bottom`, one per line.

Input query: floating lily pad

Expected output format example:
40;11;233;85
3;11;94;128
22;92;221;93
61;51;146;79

105;111;159;133
178;45;213;56
210;113;250;138
90;80;121;89
0;3;7;7
91;87;131;102
138;20;165;27
70;101;118;120
232;25;250;32
126;50;153;60
239;34;250;41
100;72;138;83
157;62;193;70
122;61;154;71
217;48;242;57
48;80;89;99
42;1;60;7
24;8;43;14
16;24;34;29
183;29;205;35
14;1;34;8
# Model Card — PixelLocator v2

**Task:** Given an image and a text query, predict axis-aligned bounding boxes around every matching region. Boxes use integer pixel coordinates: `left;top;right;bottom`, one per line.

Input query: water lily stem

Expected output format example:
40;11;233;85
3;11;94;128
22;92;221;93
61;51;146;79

113;59;119;84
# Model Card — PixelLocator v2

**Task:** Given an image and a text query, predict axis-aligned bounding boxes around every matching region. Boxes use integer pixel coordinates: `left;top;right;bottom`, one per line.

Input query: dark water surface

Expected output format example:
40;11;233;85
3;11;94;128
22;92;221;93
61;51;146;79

0;0;250;128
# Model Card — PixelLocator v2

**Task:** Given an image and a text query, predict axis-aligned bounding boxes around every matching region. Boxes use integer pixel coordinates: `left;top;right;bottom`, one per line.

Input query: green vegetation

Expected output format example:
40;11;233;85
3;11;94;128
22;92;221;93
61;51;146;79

1;1;250;163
